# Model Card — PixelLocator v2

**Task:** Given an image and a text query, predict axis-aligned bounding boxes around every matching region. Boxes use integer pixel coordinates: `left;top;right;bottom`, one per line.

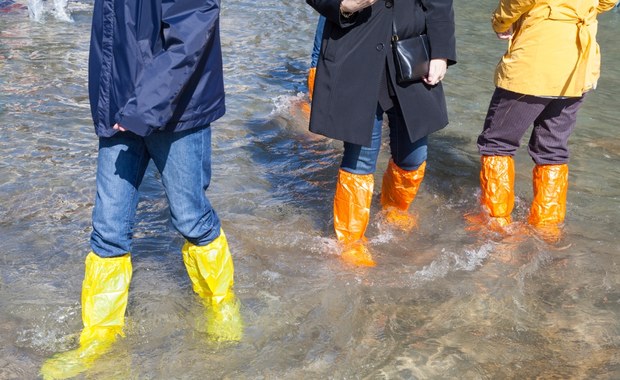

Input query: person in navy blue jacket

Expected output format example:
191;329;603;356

41;1;242;378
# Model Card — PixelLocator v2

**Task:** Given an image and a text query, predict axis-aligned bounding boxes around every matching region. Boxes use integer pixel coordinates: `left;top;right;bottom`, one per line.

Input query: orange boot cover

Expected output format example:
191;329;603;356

301;67;317;116
528;164;568;240
308;67;317;101
334;169;376;267
479;155;515;228
380;160;426;231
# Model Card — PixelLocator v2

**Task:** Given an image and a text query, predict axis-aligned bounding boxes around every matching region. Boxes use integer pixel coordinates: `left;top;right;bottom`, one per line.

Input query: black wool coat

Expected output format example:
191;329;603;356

306;0;457;147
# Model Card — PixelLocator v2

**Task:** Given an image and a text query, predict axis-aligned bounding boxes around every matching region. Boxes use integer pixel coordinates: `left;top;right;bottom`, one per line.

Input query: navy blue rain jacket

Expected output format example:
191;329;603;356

88;0;225;137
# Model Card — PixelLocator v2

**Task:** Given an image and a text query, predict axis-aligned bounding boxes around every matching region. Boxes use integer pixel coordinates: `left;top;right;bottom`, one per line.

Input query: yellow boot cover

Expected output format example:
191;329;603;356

182;229;234;305
334;169;376;267
479;155;515;228
380;160;426;231
205;292;243;342
182;230;243;341
40;252;132;380
528;164;568;240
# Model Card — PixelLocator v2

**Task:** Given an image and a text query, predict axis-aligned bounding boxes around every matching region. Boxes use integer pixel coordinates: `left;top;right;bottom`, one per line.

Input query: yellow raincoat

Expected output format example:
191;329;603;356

492;0;618;97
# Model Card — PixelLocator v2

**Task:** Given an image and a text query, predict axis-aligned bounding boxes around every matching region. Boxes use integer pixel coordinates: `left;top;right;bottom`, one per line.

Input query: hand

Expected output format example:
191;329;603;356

496;26;513;40
423;58;447;86
340;0;378;13
113;123;127;132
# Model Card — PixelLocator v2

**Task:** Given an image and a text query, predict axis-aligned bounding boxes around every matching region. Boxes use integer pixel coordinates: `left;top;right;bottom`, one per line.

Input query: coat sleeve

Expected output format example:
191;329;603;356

420;0;457;64
306;0;358;28
491;0;536;33
116;0;220;136
597;0;618;13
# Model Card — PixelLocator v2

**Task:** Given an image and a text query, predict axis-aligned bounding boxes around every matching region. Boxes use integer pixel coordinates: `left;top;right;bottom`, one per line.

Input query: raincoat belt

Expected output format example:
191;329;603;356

545;5;596;92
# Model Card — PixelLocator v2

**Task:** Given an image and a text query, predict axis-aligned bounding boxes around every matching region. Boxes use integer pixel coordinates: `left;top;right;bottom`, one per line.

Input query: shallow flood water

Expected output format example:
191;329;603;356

1;0;619;378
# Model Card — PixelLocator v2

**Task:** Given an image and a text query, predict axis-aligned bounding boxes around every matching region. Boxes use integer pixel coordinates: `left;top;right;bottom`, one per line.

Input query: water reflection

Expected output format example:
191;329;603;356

0;0;619;378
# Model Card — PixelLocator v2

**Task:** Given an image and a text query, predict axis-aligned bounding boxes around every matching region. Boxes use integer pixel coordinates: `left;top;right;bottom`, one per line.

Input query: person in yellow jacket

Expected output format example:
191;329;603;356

476;0;618;240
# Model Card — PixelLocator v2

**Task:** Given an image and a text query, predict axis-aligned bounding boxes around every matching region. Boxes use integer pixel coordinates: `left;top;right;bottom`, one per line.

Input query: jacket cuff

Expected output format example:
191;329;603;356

491;14;511;33
338;7;358;27
339;14;358;27
116;113;154;137
321;0;357;27
430;45;457;65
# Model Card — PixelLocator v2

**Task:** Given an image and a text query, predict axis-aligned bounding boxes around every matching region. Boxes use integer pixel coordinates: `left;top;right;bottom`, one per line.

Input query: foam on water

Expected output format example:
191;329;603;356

411;243;494;283
269;93;308;118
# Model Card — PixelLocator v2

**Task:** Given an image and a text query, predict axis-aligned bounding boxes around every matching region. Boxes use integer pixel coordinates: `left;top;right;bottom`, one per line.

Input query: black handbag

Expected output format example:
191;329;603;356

391;6;430;84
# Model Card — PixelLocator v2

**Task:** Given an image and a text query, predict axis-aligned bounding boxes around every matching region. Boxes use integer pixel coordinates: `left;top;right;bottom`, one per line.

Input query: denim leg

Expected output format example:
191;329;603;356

146;126;221;246
90;133;150;257
386;103;427;170
340;105;383;175
528;95;584;165
310;16;326;68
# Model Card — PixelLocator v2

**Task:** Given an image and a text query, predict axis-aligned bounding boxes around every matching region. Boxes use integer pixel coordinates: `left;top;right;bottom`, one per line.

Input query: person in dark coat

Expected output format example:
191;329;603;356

40;1;241;378
307;0;456;267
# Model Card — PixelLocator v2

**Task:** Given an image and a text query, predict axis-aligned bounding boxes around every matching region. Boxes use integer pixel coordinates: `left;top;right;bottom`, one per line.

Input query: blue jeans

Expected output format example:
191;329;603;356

341;104;427;174
310;16;326;68
90;126;221;258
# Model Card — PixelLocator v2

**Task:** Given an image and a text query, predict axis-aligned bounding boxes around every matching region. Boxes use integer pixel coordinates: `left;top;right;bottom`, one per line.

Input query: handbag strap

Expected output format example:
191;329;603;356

389;0;399;42
391;1;427;43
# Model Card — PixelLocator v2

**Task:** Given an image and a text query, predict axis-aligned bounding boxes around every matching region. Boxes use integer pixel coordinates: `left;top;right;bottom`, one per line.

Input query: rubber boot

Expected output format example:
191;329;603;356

479;155;515;229
182;229;243;341
380;160;426;231
528;164;568;241
334;169;376;267
40;252;132;380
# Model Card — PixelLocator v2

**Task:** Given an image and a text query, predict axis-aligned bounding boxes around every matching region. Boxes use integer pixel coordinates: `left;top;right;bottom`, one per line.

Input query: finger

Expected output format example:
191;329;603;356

424;77;437;86
429;72;438;83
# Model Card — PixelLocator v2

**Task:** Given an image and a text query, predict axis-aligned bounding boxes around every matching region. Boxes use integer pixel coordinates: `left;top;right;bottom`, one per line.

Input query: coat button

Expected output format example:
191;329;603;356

376;43;384;51
385;0;393;8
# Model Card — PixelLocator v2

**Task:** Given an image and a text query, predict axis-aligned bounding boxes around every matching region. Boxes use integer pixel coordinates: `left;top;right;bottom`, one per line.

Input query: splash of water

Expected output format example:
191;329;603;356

27;0;44;21
411;243;494;283
269;93;307;118
52;0;72;22
28;0;73;22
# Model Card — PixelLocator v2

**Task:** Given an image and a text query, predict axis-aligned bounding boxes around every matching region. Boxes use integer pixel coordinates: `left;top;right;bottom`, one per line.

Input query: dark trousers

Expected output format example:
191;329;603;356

477;87;585;165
